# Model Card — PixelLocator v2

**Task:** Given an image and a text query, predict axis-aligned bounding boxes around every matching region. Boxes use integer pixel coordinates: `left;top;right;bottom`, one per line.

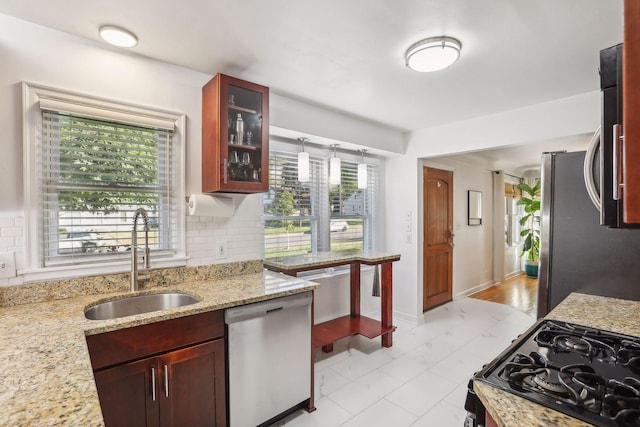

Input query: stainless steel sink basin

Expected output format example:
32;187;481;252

85;292;201;320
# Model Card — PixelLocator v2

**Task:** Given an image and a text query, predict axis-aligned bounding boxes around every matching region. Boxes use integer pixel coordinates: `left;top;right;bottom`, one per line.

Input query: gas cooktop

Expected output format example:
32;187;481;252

473;319;640;427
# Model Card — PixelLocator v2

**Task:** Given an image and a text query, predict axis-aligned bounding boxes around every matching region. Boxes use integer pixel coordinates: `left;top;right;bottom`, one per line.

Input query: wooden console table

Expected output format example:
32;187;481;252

264;251;401;352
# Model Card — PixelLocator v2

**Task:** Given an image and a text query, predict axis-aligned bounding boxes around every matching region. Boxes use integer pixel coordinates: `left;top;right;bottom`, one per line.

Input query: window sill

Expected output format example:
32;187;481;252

19;256;188;284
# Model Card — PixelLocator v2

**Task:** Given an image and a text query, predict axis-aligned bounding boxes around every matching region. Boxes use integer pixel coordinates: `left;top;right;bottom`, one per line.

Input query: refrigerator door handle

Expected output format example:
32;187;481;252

613;124;624;200
583;128;601;211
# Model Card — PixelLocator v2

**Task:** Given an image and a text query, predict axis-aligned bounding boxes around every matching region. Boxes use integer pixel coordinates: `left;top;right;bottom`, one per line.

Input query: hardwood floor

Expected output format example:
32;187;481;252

470;274;538;316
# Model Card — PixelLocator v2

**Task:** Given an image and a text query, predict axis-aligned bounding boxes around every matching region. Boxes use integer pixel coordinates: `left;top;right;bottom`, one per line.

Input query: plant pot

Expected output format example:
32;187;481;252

524;261;539;278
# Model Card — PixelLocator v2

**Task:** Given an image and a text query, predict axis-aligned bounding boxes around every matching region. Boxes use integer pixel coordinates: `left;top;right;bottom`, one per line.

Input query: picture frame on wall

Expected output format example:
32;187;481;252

468;190;482;226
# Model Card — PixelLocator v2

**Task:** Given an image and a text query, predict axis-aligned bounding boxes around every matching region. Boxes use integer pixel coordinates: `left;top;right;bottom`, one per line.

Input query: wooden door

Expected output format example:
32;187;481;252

423;167;453;311
93;357;160;427
159;340;226;427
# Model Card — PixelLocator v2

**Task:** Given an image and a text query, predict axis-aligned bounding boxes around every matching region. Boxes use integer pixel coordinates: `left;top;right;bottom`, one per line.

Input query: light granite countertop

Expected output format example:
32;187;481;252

264;250;401;273
0;269;318;427
474;293;640;427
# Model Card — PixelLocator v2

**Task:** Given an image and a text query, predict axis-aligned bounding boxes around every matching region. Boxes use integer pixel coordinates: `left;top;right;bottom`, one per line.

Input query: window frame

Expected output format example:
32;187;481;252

505;184;523;247
22;82;187;282
328;159;376;253
264;139;380;260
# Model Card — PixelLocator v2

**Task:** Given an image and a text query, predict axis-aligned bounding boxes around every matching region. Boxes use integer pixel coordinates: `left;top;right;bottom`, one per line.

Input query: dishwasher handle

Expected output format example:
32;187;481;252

225;291;312;324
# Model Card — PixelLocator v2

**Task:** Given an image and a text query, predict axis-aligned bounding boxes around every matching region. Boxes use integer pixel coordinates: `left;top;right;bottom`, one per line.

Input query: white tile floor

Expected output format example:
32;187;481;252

274;297;536;427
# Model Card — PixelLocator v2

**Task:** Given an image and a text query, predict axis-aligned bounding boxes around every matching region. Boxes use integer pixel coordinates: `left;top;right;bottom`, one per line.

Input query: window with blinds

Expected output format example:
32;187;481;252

263;150;324;258
263;147;377;260
40;110;176;266
329;160;376;253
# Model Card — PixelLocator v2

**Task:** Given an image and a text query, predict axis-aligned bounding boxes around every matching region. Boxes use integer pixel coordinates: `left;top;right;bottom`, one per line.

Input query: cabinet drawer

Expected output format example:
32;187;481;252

87;310;224;370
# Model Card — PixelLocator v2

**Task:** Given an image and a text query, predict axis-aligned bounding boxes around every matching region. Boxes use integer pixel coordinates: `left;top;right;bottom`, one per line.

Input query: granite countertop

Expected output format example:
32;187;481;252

264;250;401;273
474;293;640;427
0;270;318;427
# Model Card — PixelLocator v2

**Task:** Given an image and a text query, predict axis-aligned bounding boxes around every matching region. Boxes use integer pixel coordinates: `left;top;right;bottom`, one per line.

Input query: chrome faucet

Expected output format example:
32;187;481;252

131;208;151;292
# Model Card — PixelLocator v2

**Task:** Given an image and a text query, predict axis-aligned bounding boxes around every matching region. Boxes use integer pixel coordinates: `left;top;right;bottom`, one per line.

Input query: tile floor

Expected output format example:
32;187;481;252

275;297;536;427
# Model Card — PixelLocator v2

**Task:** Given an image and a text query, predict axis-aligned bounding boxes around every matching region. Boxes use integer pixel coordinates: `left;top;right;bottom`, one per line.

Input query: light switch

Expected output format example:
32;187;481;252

405;223;411;232
405;211;412;222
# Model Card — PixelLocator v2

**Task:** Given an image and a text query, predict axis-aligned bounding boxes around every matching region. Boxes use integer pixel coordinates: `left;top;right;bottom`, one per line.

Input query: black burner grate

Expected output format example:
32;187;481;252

476;320;640;427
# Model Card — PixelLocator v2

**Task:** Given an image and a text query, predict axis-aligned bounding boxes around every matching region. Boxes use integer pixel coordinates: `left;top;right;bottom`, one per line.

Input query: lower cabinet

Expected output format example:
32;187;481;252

86;310;226;427
94;340;225;427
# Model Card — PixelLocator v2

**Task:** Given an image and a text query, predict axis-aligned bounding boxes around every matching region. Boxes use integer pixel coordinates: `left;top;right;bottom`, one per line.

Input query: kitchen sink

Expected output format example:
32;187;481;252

84;292;201;320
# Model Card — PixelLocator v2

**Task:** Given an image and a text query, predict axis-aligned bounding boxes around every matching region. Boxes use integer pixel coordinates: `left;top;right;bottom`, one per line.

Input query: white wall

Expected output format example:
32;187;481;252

0;14;401;287
311;268;379;324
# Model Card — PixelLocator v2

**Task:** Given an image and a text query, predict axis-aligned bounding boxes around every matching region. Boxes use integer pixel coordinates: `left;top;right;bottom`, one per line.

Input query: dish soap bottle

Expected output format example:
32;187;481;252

235;113;244;145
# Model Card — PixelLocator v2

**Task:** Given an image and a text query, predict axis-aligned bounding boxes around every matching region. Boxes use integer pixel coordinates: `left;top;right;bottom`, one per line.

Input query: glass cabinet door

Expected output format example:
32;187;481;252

225;84;263;185
202;73;269;193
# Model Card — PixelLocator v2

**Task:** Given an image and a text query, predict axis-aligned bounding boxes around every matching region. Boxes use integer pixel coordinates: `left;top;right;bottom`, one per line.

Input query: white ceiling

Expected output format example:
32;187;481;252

0;0;623;133
434;133;595;176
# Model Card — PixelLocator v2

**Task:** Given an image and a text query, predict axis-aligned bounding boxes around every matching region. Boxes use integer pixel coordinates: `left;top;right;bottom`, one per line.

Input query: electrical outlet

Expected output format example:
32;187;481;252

0;252;16;279
216;241;228;259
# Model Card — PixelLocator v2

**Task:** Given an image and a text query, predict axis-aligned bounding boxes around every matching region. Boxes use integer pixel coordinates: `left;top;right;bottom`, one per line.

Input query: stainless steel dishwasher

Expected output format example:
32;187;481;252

225;291;312;427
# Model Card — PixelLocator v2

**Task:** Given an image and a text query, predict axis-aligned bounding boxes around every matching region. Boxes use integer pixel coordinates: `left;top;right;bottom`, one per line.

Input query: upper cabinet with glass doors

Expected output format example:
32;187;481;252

202;73;269;193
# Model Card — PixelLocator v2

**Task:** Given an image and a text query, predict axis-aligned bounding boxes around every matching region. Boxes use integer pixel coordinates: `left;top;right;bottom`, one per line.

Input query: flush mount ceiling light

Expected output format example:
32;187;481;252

297;137;310;183
405;36;461;72
99;25;138;48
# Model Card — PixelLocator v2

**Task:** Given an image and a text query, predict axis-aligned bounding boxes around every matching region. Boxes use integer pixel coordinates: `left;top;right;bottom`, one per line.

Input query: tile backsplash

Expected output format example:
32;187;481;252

0;212;265;286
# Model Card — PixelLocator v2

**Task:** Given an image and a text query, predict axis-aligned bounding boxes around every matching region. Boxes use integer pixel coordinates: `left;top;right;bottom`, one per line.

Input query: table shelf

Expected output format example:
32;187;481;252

313;315;396;350
264;251;400;352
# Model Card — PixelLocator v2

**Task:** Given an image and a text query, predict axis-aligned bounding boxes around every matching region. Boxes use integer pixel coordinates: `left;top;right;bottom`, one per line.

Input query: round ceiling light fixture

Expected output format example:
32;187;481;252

99;25;138;48
405;36;461;72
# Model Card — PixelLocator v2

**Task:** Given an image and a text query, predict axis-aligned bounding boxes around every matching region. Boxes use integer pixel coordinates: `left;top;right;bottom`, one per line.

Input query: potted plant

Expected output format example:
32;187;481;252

517;181;541;278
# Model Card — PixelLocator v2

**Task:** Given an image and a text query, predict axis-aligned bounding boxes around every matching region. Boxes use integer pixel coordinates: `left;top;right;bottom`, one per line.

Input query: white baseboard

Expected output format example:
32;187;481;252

393;310;425;325
361;309;425;326
505;270;522;280
454;280;497;299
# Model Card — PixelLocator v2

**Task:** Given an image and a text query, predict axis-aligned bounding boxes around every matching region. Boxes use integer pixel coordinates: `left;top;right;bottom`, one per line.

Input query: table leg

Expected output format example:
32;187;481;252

350;262;361;316
381;262;393;347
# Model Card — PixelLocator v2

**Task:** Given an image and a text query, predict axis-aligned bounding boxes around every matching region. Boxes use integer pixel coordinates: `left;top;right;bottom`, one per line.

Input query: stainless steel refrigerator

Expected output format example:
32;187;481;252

537;150;640;317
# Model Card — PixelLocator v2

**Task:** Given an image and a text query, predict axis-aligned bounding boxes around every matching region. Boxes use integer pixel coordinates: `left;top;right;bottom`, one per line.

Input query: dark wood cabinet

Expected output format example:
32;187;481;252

202;73;269;193
87;311;226;427
623;0;640;222
93;356;159;427
94;340;225;427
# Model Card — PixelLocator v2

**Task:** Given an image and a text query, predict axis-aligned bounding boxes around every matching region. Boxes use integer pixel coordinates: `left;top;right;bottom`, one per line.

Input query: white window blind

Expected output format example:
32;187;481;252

263;146;378;260
40;110;176;266
264;150;326;258
329;160;377;253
